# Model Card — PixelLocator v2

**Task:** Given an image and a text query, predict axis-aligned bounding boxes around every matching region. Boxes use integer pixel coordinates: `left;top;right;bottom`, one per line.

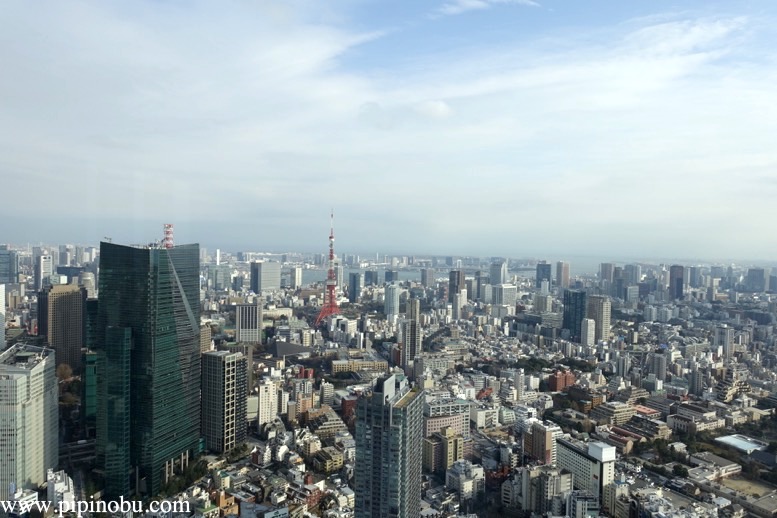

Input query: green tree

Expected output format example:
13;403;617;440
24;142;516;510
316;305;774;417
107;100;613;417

672;464;689;478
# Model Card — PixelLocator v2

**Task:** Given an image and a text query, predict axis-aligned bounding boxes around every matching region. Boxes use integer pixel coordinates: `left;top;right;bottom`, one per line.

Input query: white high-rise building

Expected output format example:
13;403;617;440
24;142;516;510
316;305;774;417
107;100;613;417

34;255;53;291
257;379;279;427
493;284;517;306
384;284;401;319
514;368;525;402
490;261;507;285
0;345;58;500
586;295;611;343
557;439;615;501
290;267;303;289
715;324;735;359
581;318;596;347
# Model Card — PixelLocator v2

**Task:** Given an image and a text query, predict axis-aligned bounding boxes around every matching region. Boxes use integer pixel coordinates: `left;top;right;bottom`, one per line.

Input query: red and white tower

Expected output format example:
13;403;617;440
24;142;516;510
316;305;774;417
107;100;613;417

163;223;174;249
315;211;340;326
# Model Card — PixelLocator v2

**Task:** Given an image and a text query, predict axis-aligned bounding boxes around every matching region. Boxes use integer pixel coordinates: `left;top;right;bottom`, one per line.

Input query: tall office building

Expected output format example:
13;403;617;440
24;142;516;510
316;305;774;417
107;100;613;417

34;254;53;291
599;263;614;283
364;270;379;286
580;318;595;347
290;266;303;289
492;284;518;307
384;270;399;284
355;374;423;518
236;304;263;343
348;272;363;303
586;295;611;343
385;284;401;319
536;262;552;289
0;345;58;500
669;265;684;300
0;246;19;284
688;266;701;289
524;421;563;466
651;353;667;382
201;351;247;454
746;268;767;292
624;264;642;286
490;261;507;286
421;268;434;288
250;261;281;293
448;270;465;304
95;242;201;499
401;298;421;369
562;290;588;342
38;284;85;373
556;261;570;289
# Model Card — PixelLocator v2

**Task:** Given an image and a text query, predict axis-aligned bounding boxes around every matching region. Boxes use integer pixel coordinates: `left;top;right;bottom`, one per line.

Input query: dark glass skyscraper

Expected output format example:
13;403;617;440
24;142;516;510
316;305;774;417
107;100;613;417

562;289;588;342
669;265;684;300
95;242;201;499
536;262;552;288
355;374;423;518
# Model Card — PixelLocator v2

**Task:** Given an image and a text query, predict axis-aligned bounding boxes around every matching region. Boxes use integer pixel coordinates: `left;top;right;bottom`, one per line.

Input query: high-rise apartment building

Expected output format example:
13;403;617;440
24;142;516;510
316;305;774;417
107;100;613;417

669;265;684;300
562;290;588;342
586;295;611;343
536;262;552;289
348;272;363;303
38;284;85;373
0;345;58;500
556;439;615;501
448;270;465;303
556;261;570;289
250;261;281;293
201;351;247;454
235;303;263;343
524;421;563;466
34;254;53;291
715;324;735;359
355;374;423;518
580;318;595;347
401;298;421;369
385;284;401;319
95;242;201;499
493;284;518;307
490;261;507;286
257;379;278;427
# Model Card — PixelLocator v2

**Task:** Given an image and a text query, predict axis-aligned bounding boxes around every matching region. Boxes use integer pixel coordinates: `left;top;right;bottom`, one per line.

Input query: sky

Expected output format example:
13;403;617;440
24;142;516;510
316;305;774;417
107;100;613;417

2;0;777;261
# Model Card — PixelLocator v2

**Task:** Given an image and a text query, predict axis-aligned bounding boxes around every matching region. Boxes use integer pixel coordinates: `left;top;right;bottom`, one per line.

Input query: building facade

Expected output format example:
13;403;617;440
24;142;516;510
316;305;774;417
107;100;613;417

201;351;247;454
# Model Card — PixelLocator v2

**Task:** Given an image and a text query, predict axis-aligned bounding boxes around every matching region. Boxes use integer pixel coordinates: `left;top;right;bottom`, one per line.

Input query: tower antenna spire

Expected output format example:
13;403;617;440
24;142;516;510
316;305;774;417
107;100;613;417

316;210;340;326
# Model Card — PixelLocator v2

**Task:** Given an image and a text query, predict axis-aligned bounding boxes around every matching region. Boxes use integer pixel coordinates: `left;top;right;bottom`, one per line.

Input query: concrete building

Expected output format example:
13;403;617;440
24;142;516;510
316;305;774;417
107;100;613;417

235;303;263;343
257;379;279;427
38;284;85;373
201;351;247;454
524;421;563;466
580;318;595;347
557;439;616;501
445;460;485;503
0;345;58;500
586;295;611;343
250;261;281;293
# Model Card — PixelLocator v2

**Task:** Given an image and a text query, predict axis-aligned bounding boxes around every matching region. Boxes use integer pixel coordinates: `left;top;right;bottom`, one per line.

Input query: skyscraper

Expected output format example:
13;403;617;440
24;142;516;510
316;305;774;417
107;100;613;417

290;266;303;289
0;246;19;284
0;345;58;500
250;261;281;293
385;284;400;319
421;268;434;288
580;318;595;347
624;264;641;286
669;265;684;300
348;272;363;303
257;379;278;428
38;284;86;373
536;262;552;289
355;374;423;518
448;270;465;303
201;351;247;454
586;295;611;343
715;324;735;359
401;298;421;370
95;242;201;499
34;254;53;291
490;260;507;286
555;261;570;289
562;290;588;342
599;263;614;283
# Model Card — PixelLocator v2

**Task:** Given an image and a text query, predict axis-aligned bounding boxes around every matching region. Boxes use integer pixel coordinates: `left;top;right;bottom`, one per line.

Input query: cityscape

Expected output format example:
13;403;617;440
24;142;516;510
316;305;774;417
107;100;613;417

3;1;777;518
2;227;777;518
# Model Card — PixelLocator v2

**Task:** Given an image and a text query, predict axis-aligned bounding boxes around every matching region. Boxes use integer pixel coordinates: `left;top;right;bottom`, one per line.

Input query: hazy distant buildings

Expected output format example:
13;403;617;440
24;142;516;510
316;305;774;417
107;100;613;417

290;266;303;289
449;270;465;303
385;284;401;319
201;351;247;454
556;261;570;289
599;263;614;284
493;284;518;307
355;374;423;518
34;254;53;291
421;268;434;288
536;262;552;289
348;272;363;303
0;345;58;501
669;265;684;300
0;246;19;284
490;261;507;286
250;261;281;293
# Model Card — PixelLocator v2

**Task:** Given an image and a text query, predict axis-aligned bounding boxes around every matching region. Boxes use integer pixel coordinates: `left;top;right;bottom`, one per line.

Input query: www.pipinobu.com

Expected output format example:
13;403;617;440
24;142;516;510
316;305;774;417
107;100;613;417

1;497;190;516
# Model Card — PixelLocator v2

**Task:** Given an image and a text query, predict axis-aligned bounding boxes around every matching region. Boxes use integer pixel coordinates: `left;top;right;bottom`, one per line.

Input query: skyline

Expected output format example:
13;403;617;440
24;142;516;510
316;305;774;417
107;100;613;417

3;1;777;257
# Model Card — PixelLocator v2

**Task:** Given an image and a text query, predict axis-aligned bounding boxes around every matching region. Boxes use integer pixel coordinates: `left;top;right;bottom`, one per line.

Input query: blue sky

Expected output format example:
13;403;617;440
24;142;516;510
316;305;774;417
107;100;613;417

1;0;777;261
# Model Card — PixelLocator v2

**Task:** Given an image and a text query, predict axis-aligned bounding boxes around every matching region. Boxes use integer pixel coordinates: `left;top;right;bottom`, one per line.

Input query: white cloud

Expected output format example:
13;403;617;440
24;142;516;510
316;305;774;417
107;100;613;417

436;0;539;17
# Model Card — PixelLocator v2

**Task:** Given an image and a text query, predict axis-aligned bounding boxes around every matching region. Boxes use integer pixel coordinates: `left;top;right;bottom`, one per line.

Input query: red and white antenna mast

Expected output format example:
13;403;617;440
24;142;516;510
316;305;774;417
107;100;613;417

315;211;340;326
163;224;174;249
